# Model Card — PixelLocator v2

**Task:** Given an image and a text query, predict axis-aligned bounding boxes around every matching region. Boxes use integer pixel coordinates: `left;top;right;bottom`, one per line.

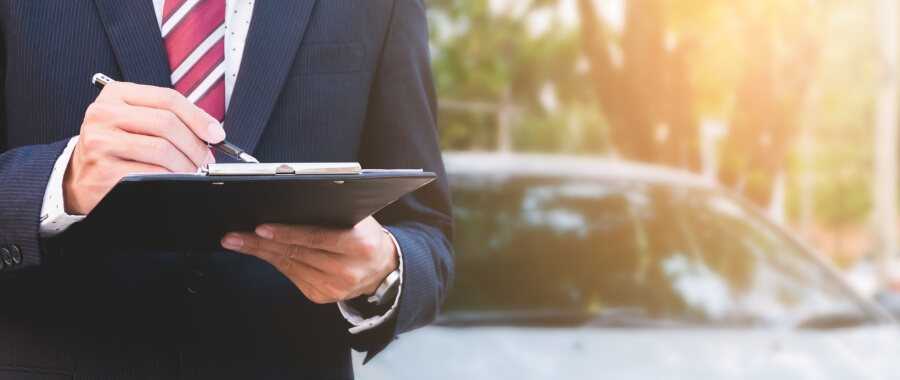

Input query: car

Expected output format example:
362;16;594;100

846;254;900;319
353;153;900;380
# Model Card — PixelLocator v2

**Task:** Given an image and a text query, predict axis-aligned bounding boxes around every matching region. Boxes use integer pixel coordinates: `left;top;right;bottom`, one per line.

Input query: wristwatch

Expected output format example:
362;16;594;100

367;269;400;306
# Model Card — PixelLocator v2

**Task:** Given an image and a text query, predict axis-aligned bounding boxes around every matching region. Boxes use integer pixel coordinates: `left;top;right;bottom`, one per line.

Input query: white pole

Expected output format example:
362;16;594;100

800;85;820;242
497;88;513;153
874;0;898;291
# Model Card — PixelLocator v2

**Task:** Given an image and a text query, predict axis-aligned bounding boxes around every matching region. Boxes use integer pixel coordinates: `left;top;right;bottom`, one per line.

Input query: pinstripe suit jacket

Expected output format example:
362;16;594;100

0;0;453;378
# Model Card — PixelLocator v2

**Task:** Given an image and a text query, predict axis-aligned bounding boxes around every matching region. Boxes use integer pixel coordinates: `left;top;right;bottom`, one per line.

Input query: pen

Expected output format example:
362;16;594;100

91;73;260;164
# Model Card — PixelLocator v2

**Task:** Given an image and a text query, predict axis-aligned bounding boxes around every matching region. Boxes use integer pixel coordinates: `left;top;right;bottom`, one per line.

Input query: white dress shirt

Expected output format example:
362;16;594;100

38;0;401;333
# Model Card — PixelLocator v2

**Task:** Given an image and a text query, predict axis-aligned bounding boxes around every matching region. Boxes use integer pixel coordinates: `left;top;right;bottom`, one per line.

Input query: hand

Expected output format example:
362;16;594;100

221;217;399;304
63;82;226;215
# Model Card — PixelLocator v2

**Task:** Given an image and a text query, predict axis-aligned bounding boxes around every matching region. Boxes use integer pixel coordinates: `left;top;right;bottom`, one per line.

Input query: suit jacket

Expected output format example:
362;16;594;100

0;0;453;378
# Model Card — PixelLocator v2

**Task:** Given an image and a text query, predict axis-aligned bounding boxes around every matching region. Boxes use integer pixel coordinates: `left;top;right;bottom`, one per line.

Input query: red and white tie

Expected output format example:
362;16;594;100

162;0;226;122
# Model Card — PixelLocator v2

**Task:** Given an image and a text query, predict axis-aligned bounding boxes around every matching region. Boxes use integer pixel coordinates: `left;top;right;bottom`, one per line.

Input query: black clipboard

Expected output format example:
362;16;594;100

78;170;436;251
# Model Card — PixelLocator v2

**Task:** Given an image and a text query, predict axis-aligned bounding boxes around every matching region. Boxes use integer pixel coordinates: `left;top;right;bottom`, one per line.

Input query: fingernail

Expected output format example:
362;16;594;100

207;122;226;143
222;235;243;249
204;150;216;165
256;226;274;239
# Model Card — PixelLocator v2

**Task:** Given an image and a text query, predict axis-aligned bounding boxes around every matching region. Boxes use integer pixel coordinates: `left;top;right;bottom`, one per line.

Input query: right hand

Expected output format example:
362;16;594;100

63;82;227;215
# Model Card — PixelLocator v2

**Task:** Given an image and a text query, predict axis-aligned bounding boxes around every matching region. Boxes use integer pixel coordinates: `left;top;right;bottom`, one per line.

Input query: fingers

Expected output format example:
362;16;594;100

220;218;396;304
114;105;214;168
100;130;199;173
255;223;360;254
229;233;343;273
102;81;226;143
67;81;223;216
221;233;361;303
85;85;215;168
222;233;339;303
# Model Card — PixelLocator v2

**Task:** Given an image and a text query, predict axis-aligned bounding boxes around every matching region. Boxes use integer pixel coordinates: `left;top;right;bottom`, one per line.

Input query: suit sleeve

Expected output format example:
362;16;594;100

0;22;73;274
351;0;455;358
0;135;72;273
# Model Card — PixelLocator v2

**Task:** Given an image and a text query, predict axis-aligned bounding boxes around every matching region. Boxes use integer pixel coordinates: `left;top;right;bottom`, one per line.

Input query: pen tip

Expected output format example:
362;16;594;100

240;153;260;164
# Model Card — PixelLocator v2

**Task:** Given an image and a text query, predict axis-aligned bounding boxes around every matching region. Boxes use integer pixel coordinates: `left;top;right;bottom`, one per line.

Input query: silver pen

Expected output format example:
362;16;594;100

91;73;260;164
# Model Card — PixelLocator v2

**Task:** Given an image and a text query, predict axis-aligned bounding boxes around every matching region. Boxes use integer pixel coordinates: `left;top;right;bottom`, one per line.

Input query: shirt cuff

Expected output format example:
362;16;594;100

39;136;85;238
337;228;404;334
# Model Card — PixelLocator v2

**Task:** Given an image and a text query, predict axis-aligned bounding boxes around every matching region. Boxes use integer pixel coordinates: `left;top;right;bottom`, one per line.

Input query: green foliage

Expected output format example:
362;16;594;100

427;0;880;225
427;0;604;152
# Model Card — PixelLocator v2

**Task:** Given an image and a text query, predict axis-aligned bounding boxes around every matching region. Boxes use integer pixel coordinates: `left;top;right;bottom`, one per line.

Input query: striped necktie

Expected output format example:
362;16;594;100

162;0;226;122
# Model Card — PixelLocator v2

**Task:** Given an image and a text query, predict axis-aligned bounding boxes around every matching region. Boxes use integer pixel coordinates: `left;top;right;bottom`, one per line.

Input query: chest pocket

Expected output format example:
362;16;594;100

291;42;364;75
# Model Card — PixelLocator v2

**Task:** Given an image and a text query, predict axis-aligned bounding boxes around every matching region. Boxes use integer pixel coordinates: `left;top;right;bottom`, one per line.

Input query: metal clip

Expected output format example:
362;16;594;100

275;164;295;175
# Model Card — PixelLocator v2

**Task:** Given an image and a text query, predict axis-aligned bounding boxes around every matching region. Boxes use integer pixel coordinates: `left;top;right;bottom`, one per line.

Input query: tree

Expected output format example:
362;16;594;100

578;0;821;206
427;0;602;153
578;0;699;170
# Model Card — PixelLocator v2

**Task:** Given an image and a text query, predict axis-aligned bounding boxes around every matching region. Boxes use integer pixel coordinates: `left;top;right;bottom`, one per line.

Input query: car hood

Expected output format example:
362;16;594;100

353;325;900;380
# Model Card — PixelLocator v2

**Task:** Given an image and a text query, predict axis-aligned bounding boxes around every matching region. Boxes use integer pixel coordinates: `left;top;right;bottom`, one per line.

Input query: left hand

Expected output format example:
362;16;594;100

221;217;398;304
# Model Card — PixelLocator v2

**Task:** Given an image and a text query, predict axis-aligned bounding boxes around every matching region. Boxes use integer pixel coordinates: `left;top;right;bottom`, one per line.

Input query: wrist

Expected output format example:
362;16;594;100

62;154;85;215
363;230;400;296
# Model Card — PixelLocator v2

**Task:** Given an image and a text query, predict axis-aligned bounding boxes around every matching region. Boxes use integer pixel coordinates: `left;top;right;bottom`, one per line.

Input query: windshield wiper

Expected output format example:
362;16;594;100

434;310;596;327
794;313;872;330
586;308;708;328
434;308;704;328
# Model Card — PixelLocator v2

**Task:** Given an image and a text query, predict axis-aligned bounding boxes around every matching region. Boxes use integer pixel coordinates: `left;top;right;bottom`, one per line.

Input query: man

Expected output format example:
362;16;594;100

0;0;453;378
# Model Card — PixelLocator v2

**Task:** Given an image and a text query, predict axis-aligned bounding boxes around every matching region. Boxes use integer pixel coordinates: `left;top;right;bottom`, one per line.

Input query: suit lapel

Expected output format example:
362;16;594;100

224;0;317;157
92;0;172;88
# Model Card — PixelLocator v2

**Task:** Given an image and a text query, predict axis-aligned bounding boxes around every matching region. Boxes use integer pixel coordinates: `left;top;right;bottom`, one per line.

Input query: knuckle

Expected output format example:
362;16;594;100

80;132;106;153
304;228;325;247
276;256;292;270
152;111;178;135
83;103;109;124
338;267;361;285
79;133;97;151
281;245;301;260
158;88;182;108
148;138;169;158
245;236;262;250
358;239;378;259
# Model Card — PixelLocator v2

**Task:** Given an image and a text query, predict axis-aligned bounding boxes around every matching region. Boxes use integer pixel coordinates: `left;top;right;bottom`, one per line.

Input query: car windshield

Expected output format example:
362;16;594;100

442;175;878;329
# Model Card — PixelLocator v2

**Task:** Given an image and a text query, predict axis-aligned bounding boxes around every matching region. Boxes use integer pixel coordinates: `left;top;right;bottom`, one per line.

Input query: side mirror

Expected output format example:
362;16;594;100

875;291;900;319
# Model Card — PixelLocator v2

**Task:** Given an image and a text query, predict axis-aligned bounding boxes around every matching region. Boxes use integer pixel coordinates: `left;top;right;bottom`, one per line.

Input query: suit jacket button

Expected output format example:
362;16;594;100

186;270;205;294
0;248;12;267
9;245;22;265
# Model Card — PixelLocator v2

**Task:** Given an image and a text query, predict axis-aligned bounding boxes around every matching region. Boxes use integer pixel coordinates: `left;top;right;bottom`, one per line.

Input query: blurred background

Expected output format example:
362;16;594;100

431;0;889;272
356;0;900;378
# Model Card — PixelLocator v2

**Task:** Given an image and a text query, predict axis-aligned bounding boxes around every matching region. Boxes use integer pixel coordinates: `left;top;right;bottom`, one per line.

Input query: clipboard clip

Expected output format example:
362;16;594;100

201;162;362;176
276;164;296;175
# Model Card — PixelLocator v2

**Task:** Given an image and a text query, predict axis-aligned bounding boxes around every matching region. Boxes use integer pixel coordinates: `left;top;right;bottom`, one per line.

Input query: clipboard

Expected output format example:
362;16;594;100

77;163;436;251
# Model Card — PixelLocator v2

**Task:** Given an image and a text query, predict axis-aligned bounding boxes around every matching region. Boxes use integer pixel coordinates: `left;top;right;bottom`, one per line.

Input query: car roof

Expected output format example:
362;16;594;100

442;152;716;189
